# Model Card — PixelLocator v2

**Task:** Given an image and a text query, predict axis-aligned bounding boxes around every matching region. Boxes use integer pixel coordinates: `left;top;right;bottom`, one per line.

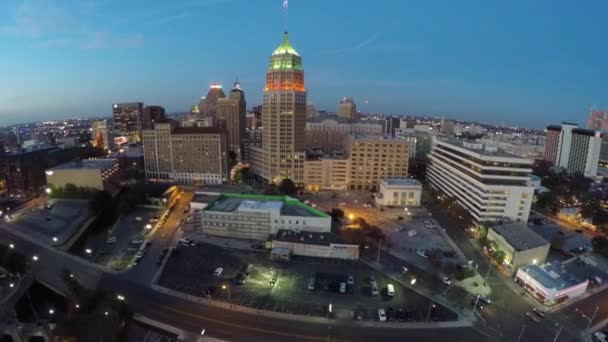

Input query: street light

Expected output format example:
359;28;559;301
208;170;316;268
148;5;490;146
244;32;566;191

32;255;39;261
221;284;232;303
52;237;58;242
75;304;80;309
85;248;92;255
348;214;354;221
9;243;14;249
532;259;538;265
116;294;125;301
104;311;109;316
9;283;14;288
49;309;54;315
45;188;52;195
410;278;417;286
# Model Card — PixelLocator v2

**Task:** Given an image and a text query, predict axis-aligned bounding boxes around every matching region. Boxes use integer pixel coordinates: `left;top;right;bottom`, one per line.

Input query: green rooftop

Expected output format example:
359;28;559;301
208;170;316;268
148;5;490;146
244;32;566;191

272;32;299;56
206;193;328;218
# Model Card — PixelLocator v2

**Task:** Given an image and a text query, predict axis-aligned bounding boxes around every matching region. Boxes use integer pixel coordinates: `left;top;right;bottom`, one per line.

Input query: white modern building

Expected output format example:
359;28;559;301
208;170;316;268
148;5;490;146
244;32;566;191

198;193;331;241
568;128;601;177
375;178;422;207
515;263;588;306
427;139;535;223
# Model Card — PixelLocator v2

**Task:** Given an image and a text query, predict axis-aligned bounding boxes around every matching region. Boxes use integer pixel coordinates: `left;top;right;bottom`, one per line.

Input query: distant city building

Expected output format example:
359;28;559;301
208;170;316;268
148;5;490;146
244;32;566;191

345;135;410;191
242;128;262;163
198;84;226;118
427;139;535;223
382;116;401;136
306;103;318;119
304;114;383;151
142;105;166;129
586;109;608;162
337;97;357;120
586;109;608;132
142;122;227;184
515;263;588;306
216;81;247;160
375;178;422;207
195;193;331;241
112;102;143;142
91;120;113;150
544;122;600;177
272;229;359;260
487;223;550;276
250;32;306;184
46;159;120;195
441;120;456;135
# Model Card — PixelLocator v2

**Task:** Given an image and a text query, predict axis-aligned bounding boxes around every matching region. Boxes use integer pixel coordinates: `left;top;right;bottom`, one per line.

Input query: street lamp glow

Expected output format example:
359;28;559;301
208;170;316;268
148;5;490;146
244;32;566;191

411;278;417;285
70;273;74;278
532;259;538;265
32;255;39;261
104;311;109;316
348;214;354;220
145;224;152;229
52;237;58;242
85;248;92;254
49;309;54;315
221;284;227;290
200;329;206;336
45;188;52;194
9;243;14;249
9;283;14;288
117;294;125;301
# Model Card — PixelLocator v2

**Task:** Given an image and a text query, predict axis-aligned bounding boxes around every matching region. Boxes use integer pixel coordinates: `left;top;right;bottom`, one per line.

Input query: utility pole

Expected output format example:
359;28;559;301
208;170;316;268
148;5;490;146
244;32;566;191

376;239;382;263
516;324;526;342
586;305;599;331
425;303;436;322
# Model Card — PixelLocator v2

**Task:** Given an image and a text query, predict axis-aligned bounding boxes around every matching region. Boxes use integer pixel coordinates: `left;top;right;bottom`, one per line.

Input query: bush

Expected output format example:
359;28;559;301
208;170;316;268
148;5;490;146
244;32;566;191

592;236;608;258
454;266;476;281
278;178;298;197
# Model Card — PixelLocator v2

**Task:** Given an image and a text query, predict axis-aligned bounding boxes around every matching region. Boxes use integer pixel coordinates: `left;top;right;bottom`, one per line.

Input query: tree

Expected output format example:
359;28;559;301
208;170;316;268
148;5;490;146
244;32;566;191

550;233;566;251
592;236;608;258
330;208;344;221
262;185;280;196
64;183;77;193
593;210;608;230
278;178;297;197
89;190;112;215
536;192;558;210
532;160;553;178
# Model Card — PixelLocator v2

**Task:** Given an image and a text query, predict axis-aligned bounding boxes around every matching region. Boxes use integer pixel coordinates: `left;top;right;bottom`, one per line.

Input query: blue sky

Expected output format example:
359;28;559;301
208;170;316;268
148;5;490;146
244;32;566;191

0;0;606;128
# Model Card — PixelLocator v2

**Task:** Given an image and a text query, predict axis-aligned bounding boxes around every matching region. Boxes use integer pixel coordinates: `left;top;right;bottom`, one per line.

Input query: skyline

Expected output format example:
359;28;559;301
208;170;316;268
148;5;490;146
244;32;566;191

1;0;607;128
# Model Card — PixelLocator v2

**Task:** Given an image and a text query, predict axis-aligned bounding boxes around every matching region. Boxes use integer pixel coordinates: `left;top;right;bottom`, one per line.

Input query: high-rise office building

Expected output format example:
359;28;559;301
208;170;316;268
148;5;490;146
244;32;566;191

543;125;562;164
251;32;306;184
337;97;357;120
112;102;143;142
568;128;601;177
91;120;113;150
142;122;227;184
217;81;246;160
142;106;166;129
198;84;226;118
427;139;534;223
345;135;410;191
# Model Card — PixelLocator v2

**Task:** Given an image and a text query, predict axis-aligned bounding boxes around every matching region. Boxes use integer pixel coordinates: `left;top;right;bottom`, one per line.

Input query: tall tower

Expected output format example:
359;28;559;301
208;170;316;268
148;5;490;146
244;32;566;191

198;84;226;118
338;97;357;120
217;80;247;162
261;32;306;183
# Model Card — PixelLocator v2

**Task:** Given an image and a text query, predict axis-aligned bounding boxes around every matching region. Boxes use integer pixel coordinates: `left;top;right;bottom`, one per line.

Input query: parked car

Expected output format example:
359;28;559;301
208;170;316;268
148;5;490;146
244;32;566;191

135;217;143;222
105;237;117;244
131;239;144;245
213;267;224;277
369;276;377;286
347;275;354;286
339;282;346;294
378;309;387;322
532;307;545;318
308;276;316;291
386;284;395;297
371;285;379;296
475;295;492;305
441;277;452;286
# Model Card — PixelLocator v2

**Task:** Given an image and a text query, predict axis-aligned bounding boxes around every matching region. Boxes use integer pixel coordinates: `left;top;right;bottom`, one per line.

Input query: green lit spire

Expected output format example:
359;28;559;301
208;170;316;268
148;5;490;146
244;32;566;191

272;31;299;56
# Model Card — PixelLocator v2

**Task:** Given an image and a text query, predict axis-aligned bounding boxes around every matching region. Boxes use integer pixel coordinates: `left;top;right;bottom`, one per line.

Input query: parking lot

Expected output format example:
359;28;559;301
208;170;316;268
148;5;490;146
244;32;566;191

0;269;19;300
159;242;456;322
6;199;90;246
74;207;165;271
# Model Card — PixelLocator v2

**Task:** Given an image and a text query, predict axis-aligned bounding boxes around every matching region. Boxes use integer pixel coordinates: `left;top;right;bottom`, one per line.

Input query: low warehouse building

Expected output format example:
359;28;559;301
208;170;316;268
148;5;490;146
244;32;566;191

199;193;331;241
272;230;359;260
486;223;550;275
45;159;120;196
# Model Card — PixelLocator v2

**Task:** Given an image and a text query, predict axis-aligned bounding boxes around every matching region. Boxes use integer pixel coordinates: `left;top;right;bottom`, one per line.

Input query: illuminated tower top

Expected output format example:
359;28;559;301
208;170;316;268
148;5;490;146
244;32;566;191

265;32;304;92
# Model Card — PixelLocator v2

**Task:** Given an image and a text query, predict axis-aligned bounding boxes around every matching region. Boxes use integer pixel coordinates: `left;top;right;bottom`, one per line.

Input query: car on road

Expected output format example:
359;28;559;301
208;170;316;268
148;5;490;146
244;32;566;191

135;250;145;259
307;275;316;291
474;295;491;305
532;307;545;318
441;277;452;286
131;239;144;245
161;247;169;256
347;275;354;286
339;282;346;294
105;237;117;244
213;267;224;277
416;250;428;259
135;216;143;222
378;309;387;322
149;218;159;223
371;284;379;296
525;311;540;323
179;238;194;246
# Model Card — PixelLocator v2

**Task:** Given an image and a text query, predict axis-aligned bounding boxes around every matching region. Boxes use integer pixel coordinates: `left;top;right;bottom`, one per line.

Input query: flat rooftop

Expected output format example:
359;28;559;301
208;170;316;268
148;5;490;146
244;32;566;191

204;193;329;218
490;223;549;251
49;158;117;171
382;178;422;187
519;263;583;290
443;138;528;160
274;229;343;246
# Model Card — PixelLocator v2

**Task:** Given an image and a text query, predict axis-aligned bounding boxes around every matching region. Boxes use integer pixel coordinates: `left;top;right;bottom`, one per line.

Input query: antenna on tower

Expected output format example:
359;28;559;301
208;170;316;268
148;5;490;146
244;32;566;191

283;0;288;32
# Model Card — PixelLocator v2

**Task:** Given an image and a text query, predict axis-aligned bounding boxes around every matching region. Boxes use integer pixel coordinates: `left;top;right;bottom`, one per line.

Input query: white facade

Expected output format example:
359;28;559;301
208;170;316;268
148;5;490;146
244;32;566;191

515;264;588;306
556;123;577;168
427;139;535;223
375;178;422;207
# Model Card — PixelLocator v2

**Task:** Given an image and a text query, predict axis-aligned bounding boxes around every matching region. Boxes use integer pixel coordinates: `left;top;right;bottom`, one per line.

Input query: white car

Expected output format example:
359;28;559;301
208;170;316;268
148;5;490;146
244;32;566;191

213;267;224;277
131;239;144;245
135;217;143;222
441;277;452;286
339;282;346;294
378;308;387;322
416;250;428;259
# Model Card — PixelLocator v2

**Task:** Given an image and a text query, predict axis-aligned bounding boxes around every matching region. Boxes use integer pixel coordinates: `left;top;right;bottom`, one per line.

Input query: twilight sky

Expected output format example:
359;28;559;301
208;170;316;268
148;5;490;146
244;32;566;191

0;0;606;128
